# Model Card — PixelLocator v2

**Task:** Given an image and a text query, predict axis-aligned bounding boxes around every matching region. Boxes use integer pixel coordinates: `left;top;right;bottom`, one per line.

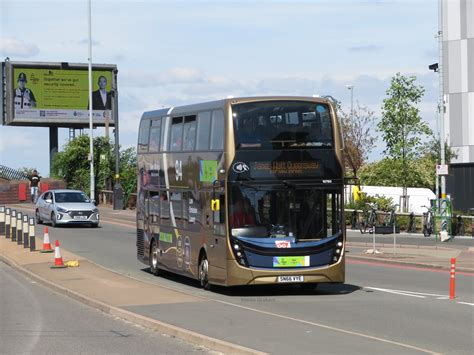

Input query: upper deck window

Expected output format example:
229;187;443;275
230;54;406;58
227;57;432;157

149;118;161;153
233;101;333;149
138;118;151;153
210;110;225;150
169;116;184;151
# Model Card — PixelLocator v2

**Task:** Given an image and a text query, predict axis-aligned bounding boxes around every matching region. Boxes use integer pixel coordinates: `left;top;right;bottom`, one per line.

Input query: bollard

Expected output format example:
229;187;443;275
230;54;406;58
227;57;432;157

23;215;29;248
17;211;23;245
11;210;17;242
449;258;456;299
29;218;36;252
5;208;11;239
0;206;5;236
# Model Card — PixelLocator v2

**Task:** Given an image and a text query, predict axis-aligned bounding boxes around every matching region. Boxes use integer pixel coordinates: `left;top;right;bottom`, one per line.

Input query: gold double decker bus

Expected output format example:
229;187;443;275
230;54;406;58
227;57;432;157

136;96;345;289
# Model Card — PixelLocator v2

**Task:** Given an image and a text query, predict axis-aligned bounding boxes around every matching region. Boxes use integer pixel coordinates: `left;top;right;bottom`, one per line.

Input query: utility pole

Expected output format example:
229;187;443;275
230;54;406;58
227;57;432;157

438;0;448;238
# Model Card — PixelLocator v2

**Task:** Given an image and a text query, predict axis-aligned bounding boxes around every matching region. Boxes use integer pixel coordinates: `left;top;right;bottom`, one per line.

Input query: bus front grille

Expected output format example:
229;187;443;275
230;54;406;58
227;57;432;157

137;229;144;257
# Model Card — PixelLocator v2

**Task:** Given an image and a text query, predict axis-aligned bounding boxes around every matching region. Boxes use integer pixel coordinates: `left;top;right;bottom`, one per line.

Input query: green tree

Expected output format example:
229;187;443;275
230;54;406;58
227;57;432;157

340;103;377;179
359;158;433;189
118;147;137;207
378;73;432;210
52;135;137;207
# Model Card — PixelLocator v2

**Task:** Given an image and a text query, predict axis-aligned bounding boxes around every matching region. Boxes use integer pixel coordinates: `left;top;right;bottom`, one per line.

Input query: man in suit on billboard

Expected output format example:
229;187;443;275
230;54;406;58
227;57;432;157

89;75;111;110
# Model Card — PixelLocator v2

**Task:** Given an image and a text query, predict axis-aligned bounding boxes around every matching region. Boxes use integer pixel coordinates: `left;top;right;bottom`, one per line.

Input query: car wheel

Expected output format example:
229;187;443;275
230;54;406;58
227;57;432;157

51;212;57;227
35;209;43;224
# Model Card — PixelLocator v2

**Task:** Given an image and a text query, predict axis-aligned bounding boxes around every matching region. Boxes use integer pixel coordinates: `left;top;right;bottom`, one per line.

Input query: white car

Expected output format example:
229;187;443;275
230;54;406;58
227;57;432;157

35;189;100;227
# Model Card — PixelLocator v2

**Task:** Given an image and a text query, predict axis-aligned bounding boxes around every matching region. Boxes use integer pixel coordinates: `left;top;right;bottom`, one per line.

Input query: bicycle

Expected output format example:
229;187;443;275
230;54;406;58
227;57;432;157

407;212;417;233
359;203;378;234
421;205;434;237
383;204;399;227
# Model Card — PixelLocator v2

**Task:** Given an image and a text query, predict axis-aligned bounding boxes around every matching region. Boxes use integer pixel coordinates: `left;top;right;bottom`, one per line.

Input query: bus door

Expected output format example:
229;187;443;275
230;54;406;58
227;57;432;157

208;184;227;282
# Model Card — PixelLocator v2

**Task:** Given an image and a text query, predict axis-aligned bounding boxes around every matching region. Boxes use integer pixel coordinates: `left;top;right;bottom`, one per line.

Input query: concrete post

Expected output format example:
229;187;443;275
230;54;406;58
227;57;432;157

16;211;23;245
29;218;36;252
11;210;17;242
23;215;29;248
5;208;11;239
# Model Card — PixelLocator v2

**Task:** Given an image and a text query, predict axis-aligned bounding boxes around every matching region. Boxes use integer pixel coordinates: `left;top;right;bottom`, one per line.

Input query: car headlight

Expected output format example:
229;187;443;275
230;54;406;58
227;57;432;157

92;208;99;213
56;206;68;213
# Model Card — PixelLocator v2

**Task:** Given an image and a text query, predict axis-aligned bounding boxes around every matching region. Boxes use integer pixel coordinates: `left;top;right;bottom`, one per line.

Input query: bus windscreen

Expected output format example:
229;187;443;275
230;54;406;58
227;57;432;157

229;183;342;240
233;101;333;149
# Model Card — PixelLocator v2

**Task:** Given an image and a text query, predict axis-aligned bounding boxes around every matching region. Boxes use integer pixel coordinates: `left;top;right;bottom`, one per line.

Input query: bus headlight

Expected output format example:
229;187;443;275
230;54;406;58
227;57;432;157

231;239;248;267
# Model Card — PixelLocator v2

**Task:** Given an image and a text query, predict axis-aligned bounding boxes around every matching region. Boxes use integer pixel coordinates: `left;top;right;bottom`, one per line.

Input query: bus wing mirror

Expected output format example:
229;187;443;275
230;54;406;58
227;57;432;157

211;199;220;211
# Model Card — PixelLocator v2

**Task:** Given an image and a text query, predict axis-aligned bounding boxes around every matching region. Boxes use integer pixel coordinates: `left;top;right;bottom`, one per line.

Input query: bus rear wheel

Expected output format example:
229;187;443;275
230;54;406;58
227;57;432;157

149;239;163;276
199;253;211;290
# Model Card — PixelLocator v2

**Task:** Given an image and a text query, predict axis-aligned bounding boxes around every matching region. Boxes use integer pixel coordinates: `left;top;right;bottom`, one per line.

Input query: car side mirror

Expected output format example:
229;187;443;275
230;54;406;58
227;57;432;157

45;199;52;204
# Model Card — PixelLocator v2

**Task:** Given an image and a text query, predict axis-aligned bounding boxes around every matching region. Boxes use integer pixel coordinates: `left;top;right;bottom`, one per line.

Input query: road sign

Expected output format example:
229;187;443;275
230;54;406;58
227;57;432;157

436;164;449;176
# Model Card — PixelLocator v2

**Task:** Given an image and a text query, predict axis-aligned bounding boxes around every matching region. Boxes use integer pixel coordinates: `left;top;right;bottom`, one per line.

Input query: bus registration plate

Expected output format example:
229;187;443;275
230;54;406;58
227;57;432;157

278;276;304;283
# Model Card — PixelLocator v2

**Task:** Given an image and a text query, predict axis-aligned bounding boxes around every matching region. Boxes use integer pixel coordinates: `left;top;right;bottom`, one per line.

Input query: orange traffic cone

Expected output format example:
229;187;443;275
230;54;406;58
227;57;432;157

40;227;53;253
50;240;67;269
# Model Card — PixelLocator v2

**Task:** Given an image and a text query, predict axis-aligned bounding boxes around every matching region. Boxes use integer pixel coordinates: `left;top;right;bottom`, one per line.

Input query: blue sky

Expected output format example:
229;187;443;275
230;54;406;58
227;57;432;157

0;0;439;176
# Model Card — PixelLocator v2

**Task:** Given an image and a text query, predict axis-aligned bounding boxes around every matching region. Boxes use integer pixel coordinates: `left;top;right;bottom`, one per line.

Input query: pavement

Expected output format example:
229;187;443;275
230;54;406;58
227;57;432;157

1;203;473;353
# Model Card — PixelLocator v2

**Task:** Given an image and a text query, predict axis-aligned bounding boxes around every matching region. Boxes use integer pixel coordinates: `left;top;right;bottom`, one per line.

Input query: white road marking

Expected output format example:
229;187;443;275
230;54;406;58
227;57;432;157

365;287;448;299
457;302;474;306
214;299;438;354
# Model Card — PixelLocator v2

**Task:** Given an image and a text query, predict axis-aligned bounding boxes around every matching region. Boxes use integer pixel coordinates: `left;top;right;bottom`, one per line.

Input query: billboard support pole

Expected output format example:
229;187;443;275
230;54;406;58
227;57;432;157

87;0;95;202
49;127;58;175
112;69;123;210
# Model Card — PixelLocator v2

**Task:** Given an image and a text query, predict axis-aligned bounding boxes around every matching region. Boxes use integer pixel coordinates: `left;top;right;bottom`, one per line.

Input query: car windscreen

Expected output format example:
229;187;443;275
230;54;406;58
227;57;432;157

54;192;90;203
233;101;333;149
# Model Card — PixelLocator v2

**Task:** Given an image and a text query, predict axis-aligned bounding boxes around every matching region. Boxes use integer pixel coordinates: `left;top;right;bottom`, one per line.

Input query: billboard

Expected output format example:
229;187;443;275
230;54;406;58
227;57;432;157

2;61;117;127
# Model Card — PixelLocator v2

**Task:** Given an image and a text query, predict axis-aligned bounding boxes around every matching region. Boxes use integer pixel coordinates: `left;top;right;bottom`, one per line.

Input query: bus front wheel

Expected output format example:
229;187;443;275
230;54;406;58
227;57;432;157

149;239;163;276
199;253;211;290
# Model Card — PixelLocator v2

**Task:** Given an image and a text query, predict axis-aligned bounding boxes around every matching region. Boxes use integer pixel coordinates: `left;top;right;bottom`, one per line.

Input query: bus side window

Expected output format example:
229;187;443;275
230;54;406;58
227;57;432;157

138;118;151;153
149;118;161;153
210;110;225;150
183;115;197;151
196;111;211;150
160;191;170;226
170;117;184;151
213;194;226;236
149;191;160;224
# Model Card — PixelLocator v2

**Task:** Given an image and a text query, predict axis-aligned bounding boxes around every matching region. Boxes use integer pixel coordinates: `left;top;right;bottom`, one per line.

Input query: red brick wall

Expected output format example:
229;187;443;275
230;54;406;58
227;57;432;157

0;179;66;205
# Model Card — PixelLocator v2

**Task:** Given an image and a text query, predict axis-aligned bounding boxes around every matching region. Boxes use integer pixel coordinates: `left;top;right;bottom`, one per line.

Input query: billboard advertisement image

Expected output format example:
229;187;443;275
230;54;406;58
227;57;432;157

3;61;117;127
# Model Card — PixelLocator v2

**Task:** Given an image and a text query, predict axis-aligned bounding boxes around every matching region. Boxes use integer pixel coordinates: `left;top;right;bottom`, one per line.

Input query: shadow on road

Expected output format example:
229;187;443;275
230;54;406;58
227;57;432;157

142;267;361;297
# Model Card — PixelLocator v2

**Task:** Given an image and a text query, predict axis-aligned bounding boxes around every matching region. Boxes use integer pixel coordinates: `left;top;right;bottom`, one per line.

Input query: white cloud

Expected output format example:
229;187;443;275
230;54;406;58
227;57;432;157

0;37;39;57
121;67;205;87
